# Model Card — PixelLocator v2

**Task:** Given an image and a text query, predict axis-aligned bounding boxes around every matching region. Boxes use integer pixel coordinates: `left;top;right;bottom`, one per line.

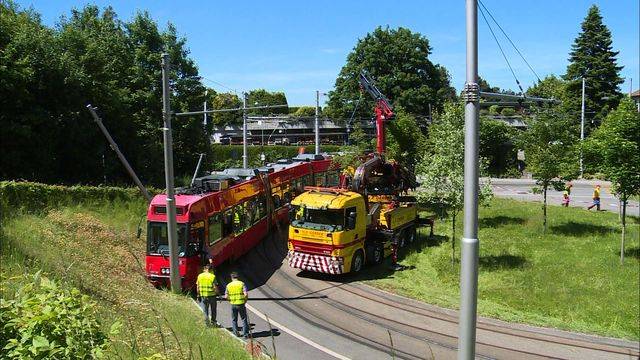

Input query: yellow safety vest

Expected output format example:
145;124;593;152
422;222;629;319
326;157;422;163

226;280;246;305
197;272;216;297
594;188;600;198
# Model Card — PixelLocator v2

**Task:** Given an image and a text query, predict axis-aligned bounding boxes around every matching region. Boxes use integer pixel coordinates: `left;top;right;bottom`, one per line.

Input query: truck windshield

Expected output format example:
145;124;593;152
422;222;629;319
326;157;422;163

291;206;344;232
147;222;188;256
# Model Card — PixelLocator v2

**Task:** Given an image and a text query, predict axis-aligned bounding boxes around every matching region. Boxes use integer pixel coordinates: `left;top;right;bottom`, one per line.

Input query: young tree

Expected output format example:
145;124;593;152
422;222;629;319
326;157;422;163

416;103;492;262
584;98;640;263
520;108;579;232
564;5;623;129
325;26;455;118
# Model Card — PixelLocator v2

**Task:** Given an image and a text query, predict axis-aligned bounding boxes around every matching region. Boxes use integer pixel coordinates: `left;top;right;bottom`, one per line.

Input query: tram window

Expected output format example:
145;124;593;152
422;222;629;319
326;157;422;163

232;204;246;234
257;195;267;219
244;200;255;228
294;179;304;193
283;191;292;204
223;208;234;237
187;226;204;257
208;214;223;245
315;173;326;187
273;194;281;209
303;175;313;186
327;171;340;187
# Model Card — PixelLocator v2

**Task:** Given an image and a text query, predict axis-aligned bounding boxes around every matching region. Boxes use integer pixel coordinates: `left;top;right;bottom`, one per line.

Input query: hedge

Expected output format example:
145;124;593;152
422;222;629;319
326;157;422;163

0;181;152;218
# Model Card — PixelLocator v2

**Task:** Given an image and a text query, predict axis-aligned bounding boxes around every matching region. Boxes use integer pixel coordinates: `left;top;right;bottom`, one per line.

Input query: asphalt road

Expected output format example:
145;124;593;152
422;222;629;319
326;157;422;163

206;226;639;360
490;178;639;216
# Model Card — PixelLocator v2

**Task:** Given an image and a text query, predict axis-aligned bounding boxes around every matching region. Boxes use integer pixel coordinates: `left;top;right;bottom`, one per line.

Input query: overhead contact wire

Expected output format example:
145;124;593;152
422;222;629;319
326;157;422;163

478;0;541;82
478;5;525;94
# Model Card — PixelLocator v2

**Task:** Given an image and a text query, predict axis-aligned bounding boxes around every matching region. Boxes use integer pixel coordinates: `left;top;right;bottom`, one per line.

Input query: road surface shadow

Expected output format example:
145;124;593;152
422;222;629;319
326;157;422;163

479;254;527;271
251;329;281;339
479;215;526;228
550;222;617;236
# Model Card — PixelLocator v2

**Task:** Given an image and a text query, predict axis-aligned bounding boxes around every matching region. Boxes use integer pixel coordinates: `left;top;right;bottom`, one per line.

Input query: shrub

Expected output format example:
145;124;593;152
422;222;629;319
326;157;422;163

0;273;114;359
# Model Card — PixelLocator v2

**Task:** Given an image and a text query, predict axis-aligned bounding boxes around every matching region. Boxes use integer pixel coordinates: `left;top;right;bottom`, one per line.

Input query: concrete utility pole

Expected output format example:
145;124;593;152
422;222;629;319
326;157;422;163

315;90;320;155
161;53;181;292
459;0;480;358
580;77;586;178
242;92;248;169
86;105;152;203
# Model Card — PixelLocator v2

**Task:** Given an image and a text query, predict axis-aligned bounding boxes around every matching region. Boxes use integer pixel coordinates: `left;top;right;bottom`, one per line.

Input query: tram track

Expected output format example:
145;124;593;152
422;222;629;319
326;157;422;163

230;231;638;359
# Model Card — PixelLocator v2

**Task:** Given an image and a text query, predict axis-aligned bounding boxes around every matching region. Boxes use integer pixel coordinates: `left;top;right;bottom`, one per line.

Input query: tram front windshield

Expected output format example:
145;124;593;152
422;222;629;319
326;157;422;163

147;222;188;256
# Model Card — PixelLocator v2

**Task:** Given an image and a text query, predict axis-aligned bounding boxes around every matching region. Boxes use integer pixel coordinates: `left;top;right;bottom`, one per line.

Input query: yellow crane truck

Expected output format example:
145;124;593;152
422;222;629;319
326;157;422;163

287;70;431;274
287;185;421;274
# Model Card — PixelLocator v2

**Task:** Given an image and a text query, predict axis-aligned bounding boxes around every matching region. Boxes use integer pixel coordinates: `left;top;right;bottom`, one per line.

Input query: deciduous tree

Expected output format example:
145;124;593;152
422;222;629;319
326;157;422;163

584;98;640;263
325;26;455;119
520;108;579;232
416;103;492;262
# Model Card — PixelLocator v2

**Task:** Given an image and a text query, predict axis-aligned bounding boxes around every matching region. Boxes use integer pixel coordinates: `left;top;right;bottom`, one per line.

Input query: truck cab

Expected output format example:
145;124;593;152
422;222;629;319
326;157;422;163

288;189;367;274
288;188;419;274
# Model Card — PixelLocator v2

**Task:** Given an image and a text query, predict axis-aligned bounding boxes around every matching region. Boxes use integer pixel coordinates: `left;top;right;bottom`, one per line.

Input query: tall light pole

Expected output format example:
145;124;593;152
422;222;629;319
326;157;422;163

242;92;248;169
203;90;208;127
459;0;480;358
315;90;320;155
160;53;181;292
580;77;586;178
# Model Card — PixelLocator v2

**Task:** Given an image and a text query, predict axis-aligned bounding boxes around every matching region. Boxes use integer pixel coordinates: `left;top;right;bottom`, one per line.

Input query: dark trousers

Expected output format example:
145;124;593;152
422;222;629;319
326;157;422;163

200;296;217;324
231;304;249;337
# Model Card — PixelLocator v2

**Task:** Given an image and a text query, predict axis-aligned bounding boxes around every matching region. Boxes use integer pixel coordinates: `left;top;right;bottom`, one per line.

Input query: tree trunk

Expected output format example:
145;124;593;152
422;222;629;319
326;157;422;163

451;213;456;264
543;185;548;233
620;196;627;264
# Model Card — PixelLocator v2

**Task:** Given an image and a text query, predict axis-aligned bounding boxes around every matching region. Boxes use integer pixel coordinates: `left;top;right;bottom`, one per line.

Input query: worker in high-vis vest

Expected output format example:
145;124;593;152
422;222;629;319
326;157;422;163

587;184;602;211
196;264;219;327
225;272;250;338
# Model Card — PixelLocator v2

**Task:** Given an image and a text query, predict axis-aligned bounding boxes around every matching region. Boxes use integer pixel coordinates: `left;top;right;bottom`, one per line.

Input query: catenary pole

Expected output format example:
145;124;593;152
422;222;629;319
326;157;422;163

242;92;248;169
86;105;152;203
315;90;320;155
459;0;480;358
580;77;585;178
161;53;181;292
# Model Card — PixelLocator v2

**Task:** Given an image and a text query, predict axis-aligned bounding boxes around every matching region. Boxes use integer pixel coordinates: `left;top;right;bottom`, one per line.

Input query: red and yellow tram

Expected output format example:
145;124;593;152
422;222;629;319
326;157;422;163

145;154;340;290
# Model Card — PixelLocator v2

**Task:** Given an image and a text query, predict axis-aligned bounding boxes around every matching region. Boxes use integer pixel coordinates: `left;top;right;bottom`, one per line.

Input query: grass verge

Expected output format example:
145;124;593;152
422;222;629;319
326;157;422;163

0;200;250;359
365;198;639;340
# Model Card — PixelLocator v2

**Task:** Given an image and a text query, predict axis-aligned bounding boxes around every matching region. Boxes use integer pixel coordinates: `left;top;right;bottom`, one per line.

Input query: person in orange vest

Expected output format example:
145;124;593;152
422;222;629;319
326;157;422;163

196;264;219;327
587;184;601;211
225;272;250;338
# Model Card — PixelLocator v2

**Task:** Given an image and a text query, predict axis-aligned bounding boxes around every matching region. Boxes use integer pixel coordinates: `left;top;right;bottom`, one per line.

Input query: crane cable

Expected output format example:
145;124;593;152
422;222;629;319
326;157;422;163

478;4;525;95
478;0;541;83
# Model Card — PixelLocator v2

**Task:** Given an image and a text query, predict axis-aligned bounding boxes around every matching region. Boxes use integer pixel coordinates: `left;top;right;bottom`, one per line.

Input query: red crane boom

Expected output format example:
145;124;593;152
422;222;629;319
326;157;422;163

358;70;394;154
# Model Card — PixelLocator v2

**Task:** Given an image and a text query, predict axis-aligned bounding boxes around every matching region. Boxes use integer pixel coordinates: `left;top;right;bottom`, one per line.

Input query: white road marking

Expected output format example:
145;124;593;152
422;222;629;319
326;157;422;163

245;303;352;360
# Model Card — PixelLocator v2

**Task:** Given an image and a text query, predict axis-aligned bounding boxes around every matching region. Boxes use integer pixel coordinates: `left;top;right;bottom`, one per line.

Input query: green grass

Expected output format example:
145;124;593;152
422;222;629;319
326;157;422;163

0;201;251;360
365;198;640;340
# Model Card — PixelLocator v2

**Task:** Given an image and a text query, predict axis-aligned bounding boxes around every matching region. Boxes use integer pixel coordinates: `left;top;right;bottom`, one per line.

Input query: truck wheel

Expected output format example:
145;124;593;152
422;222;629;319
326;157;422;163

405;226;417;244
351;250;364;273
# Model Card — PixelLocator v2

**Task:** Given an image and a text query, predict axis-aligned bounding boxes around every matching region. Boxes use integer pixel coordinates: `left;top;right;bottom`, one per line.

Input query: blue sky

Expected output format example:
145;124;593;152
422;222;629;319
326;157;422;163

17;0;639;106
